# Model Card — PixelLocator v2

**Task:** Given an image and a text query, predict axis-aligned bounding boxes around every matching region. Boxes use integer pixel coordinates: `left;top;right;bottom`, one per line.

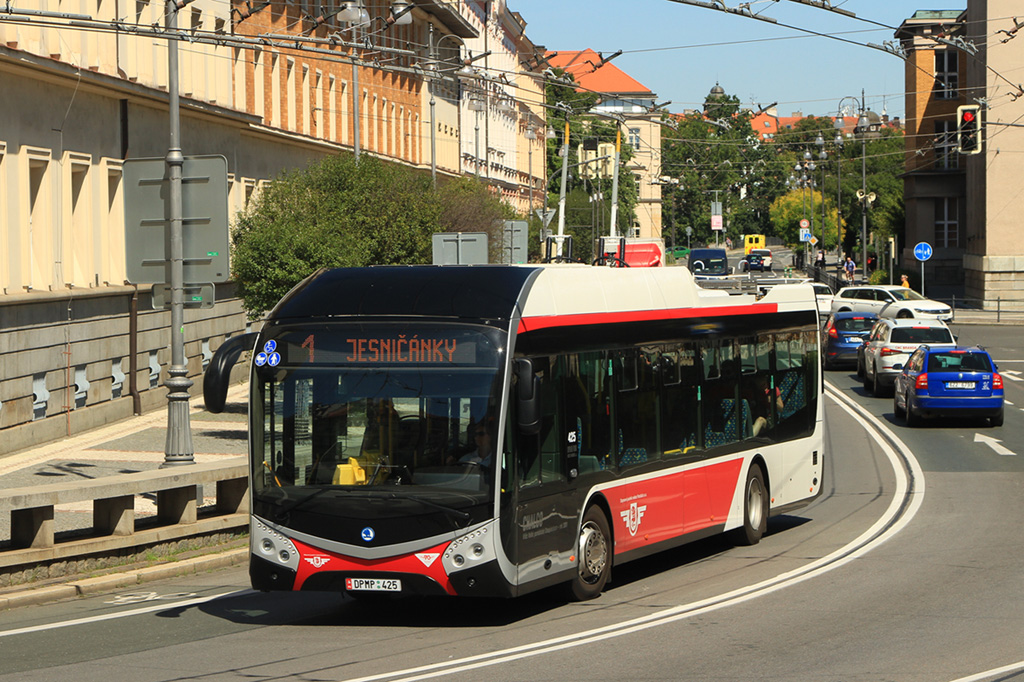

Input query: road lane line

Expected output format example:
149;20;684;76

0;590;248;638
333;384;926;682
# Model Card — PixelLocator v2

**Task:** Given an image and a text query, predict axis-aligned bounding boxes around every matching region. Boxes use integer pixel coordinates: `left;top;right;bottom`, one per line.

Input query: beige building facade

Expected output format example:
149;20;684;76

0;0;546;452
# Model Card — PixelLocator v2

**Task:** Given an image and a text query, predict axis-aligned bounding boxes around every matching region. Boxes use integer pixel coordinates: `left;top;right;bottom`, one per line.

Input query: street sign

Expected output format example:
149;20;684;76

432;232;488;265
799;219;810;229
502;220;528;264
151;282;215;310
809;236;818;246
711;215;723;231
534;208;556;228
800;228;811;242
914;241;933;261
124;155;230;285
685;226;693;236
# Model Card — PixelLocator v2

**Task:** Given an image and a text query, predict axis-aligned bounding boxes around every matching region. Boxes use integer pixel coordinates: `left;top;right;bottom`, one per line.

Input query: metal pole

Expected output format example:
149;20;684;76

555;116;570;257
474;107;480;177
352;34;360;160
528;135;533;217
609;125;621;238
162;0;193;466
428;24;437;188
860;90;867;283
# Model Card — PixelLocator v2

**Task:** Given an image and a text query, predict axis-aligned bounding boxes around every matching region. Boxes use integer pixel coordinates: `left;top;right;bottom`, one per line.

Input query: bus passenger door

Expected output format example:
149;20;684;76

511;356;579;588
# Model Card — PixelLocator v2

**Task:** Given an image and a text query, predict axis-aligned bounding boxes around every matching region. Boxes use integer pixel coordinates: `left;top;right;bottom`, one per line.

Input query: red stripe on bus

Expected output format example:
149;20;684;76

608;458;745;555
517;304;779;334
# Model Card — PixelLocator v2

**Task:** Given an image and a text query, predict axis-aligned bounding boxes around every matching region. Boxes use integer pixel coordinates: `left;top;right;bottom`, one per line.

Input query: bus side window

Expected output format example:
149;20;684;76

614;348;657;468
572;351;611;477
661;343;699;457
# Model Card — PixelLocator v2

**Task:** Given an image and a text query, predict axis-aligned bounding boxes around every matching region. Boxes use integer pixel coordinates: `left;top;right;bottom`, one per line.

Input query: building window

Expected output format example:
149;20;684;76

935;119;958;170
628;127;641;149
934;50;958;99
935;197;959;248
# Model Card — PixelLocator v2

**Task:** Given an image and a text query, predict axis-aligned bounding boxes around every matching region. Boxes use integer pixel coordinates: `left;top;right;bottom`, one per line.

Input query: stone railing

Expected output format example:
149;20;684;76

0;459;248;571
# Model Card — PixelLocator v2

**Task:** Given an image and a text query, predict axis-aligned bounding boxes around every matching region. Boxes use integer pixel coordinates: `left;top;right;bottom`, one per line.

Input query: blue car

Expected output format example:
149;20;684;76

821;311;878;370
893;345;1004;427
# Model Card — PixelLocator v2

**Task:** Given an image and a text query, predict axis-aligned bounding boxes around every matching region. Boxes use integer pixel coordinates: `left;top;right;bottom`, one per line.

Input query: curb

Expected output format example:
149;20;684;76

0;548;248;611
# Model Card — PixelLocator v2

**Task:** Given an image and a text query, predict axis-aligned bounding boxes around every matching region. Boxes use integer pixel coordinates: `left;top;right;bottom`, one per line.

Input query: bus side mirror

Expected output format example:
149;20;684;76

514;358;541;436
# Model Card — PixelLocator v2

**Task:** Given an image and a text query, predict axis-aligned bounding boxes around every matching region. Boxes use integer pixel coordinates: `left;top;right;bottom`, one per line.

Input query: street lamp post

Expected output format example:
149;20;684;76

525;125;537;216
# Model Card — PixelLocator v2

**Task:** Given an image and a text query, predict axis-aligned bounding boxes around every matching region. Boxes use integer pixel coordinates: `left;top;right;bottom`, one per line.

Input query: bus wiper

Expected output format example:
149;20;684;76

274;486;331;522
388;493;471;525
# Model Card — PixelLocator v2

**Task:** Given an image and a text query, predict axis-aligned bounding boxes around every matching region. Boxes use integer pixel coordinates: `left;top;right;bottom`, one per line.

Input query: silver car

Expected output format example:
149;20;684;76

861;318;956;397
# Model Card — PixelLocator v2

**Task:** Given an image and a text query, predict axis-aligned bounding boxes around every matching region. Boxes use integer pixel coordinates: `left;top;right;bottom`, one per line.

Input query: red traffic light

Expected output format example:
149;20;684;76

962;111;976;123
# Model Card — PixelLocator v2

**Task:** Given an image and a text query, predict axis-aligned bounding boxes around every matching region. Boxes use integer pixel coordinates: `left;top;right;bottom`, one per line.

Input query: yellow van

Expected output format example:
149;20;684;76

744;234;765;255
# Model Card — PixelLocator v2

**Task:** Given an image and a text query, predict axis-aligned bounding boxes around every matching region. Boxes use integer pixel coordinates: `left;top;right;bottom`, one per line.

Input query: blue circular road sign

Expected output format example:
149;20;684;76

914;241;933;262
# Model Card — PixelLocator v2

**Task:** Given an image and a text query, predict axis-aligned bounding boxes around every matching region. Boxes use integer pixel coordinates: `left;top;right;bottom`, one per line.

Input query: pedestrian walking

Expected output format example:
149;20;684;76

901;274;911;289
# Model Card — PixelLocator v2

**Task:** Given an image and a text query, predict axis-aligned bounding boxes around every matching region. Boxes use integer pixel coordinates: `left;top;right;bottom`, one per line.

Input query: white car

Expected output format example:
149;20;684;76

831;285;952;322
861;318;956;397
812;283;834;318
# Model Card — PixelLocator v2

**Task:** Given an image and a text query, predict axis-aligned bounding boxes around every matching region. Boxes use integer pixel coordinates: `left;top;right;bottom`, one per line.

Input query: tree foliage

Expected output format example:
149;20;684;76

231;154;509;319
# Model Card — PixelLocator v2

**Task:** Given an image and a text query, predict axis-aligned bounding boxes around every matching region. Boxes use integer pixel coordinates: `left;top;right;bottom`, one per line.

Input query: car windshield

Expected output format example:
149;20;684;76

926;352;993;372
836;318;875;332
889;327;954;344
887;289;927;301
691;256;728;274
813;285;832;296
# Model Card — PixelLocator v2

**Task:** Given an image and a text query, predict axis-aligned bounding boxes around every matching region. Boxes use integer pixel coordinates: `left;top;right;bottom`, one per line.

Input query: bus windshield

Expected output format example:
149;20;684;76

250;322;506;524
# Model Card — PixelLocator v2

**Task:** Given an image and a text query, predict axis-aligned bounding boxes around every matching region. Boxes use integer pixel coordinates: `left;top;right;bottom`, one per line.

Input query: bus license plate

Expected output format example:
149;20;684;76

346;578;401;592
946;381;975;389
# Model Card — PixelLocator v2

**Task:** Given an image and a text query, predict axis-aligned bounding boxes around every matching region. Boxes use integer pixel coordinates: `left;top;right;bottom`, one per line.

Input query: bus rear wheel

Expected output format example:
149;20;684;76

569;506;611;601
734;463;768;546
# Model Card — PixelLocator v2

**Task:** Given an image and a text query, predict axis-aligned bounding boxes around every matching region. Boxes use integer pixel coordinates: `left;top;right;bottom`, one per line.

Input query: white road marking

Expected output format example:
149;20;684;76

0;590;246;638
973;433;1016;456
1000;370;1023;382
333;386;926;682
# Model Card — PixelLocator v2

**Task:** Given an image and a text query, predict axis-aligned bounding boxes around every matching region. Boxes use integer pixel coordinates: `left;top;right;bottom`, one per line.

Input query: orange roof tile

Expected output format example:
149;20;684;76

545;49;654;96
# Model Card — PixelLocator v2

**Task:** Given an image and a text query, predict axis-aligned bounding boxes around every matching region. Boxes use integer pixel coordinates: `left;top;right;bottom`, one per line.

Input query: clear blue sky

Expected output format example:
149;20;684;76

510;0;968;121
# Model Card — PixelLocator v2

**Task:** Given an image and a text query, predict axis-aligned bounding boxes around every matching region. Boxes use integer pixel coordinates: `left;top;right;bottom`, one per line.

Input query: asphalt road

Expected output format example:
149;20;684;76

1;324;1022;682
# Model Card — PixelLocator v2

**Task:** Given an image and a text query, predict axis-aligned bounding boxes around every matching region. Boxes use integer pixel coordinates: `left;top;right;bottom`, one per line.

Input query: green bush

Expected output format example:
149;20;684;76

868;269;889;285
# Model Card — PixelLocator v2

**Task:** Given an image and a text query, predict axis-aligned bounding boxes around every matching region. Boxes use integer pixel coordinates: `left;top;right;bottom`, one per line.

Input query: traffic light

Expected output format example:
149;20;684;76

957;104;982;155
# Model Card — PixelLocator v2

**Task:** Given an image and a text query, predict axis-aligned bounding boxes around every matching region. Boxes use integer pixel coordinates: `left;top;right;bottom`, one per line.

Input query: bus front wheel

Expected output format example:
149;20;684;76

569;506;611;601
734;463;768;546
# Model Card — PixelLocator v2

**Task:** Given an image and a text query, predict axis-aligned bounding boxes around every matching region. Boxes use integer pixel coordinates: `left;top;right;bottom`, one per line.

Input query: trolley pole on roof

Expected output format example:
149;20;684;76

609;124;621;239
555;113;570;257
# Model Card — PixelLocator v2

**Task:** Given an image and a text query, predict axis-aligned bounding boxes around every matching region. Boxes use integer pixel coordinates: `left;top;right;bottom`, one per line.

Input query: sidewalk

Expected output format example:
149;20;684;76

0;382;251;609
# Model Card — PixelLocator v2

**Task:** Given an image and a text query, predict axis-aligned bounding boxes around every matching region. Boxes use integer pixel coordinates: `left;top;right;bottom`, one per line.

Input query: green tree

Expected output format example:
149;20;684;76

231;154;508;319
661;90;780;247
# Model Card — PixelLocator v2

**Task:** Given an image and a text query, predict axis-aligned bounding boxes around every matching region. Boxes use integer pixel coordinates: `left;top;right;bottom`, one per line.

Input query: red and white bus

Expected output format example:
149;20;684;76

204;264;823;600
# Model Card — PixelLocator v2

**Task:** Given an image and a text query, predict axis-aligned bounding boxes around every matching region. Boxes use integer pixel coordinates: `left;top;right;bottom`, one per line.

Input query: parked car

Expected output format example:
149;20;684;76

670;246;690;260
830;285;952;322
740;253;766;272
821;311;878;370
861;319;957;397
750;248;773;271
812;283;834;317
687;248;731;277
893;345;1004;427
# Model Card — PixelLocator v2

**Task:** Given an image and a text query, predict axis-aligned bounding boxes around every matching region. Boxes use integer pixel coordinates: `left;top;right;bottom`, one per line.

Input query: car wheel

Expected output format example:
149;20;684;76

872;365;888;397
568;506;611;601
990;408;1004;427
863;363;874;391
905;399;920;427
856;354;865;378
896;309;914;319
733;463;769;546
893;392;905;419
